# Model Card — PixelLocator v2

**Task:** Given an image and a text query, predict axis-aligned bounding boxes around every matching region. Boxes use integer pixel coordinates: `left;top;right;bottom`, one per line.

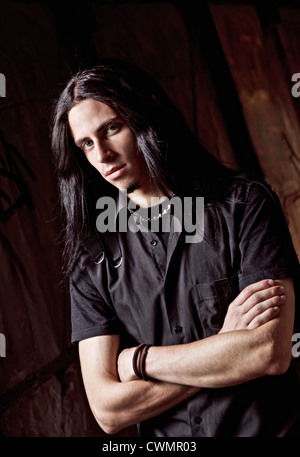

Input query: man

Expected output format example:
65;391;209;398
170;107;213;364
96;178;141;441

51;59;300;436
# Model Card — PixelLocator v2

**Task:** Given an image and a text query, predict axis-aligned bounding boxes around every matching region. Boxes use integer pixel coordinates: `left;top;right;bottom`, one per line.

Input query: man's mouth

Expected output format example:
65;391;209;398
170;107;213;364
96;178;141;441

105;164;126;180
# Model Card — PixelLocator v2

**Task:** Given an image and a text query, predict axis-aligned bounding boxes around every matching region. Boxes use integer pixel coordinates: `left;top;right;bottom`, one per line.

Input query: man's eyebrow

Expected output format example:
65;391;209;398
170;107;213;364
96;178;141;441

74;116;121;146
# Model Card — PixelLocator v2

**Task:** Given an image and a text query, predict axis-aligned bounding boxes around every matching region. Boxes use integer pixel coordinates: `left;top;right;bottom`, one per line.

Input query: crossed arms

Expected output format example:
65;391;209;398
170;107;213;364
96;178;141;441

78;278;295;434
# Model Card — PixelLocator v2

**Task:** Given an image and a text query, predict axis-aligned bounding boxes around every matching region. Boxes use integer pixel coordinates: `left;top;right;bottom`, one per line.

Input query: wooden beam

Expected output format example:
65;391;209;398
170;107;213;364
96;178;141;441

210;3;300;257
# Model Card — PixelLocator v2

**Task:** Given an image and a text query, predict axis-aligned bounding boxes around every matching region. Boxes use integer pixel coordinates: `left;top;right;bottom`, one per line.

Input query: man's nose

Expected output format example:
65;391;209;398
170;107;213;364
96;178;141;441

95;139;110;163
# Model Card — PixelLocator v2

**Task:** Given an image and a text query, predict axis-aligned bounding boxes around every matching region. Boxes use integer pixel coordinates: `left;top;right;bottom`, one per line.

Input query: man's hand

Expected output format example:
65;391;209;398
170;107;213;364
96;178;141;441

118;279;286;382
219;279;286;333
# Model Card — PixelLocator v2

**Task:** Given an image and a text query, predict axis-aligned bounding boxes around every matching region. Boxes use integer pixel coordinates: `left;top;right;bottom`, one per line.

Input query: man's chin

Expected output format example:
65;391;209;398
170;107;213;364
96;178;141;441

126;183;139;194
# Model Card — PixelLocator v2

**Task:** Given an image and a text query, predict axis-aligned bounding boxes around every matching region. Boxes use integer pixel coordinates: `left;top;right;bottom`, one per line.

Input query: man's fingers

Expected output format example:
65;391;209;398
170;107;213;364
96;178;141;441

231;279;272;307
247;306;281;330
232;279;284;309
244;294;286;326
221;279;287;333
242;286;285;315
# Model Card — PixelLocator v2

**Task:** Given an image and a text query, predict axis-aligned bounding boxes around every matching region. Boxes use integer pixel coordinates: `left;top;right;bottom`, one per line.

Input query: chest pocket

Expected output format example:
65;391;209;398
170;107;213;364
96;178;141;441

190;274;238;337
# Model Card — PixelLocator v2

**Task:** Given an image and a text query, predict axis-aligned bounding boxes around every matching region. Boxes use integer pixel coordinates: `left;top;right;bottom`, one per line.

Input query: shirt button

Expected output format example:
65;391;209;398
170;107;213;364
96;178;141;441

150;239;158;246
193;416;202;424
175;325;183;334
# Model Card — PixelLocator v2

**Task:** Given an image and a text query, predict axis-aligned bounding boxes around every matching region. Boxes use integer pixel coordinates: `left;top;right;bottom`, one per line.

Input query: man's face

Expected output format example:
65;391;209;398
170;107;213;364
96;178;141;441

68;98;150;194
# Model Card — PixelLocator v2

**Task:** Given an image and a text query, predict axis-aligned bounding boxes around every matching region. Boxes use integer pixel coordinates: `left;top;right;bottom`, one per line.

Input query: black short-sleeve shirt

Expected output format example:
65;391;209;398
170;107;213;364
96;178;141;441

70;177;300;436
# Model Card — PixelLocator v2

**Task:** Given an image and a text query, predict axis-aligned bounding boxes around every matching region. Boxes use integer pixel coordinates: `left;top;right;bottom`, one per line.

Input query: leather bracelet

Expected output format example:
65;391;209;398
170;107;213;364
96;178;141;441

132;343;147;379
140;344;152;381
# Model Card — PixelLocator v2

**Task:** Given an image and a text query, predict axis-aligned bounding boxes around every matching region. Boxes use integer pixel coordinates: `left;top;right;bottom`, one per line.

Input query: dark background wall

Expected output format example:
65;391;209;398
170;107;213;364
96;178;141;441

0;0;300;437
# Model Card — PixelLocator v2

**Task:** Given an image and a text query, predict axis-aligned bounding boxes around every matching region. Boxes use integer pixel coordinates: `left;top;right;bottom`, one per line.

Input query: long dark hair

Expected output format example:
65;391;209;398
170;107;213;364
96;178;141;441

51;59;235;277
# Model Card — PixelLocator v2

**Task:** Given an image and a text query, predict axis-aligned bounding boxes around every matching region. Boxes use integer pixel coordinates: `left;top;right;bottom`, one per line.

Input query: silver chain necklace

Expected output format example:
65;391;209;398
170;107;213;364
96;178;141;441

140;203;171;223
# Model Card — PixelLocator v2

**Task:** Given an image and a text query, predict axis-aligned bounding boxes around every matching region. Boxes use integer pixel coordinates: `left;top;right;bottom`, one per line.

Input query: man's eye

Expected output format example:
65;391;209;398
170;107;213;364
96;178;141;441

107;124;119;135
82;140;93;150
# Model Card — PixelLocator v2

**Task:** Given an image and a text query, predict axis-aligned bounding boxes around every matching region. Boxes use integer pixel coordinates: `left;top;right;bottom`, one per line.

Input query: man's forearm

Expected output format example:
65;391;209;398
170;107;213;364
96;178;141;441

144;321;289;388
94;377;200;434
125;279;294;389
79;334;200;435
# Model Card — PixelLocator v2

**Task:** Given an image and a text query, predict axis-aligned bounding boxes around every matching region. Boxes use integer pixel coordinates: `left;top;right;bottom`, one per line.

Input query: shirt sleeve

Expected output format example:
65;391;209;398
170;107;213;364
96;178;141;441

70;260;121;343
238;180;300;291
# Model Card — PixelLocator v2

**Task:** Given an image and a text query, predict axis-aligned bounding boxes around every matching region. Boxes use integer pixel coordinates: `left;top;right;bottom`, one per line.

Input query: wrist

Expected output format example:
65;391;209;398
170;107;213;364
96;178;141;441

132;344;152;381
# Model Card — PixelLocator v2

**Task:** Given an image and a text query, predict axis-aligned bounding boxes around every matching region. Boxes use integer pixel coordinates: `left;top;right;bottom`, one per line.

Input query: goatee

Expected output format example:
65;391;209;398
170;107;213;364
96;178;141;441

126;182;139;194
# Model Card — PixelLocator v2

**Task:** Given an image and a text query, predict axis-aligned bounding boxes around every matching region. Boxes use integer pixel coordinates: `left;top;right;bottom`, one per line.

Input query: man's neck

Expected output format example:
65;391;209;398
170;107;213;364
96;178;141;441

129;193;168;208
127;182;171;208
